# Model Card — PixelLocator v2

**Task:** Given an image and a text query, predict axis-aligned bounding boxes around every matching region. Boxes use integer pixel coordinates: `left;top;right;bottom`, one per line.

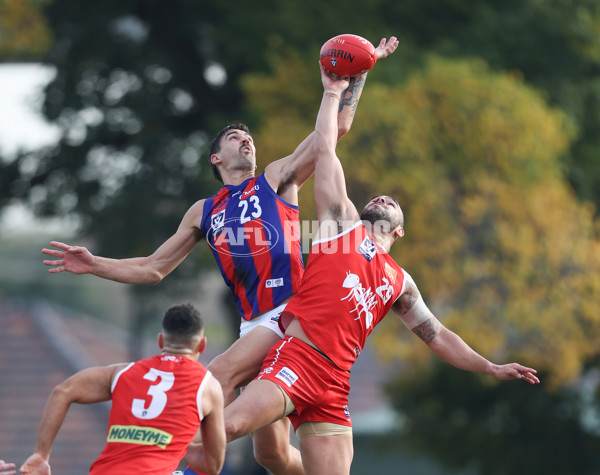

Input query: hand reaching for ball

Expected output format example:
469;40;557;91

374;37;399;60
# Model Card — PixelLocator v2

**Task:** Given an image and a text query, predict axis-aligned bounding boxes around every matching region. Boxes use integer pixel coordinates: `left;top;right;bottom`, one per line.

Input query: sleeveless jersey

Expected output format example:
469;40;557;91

283;222;406;371
200;173;304;320
89;355;211;475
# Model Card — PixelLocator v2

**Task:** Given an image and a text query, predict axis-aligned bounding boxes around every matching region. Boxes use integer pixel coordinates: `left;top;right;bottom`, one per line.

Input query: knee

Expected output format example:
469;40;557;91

224;415;246;442
253;443;289;473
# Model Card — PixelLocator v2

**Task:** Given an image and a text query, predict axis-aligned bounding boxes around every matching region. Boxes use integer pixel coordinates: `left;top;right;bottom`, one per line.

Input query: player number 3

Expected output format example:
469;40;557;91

131;368;175;419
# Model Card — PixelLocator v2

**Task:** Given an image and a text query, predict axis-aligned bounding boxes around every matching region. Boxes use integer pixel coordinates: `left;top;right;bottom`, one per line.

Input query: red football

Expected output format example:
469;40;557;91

320;34;377;77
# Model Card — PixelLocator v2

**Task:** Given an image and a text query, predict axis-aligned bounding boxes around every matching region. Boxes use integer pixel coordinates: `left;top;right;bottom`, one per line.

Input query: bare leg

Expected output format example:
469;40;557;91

208;326;280;405
299;433;353;475
206;327;305;474
225;380;286;440
252;418;304;475
187;378;290;473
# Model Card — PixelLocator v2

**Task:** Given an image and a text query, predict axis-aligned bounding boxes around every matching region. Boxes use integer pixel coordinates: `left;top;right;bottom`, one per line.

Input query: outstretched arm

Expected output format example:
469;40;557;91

20;365;121;475
41;200;205;285
311;65;361;236
392;279;540;384
264;37;398;204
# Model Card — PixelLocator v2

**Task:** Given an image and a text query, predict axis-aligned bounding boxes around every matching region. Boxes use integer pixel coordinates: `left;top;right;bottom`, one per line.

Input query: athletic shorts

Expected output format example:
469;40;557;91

256;336;352;430
239;302;287;339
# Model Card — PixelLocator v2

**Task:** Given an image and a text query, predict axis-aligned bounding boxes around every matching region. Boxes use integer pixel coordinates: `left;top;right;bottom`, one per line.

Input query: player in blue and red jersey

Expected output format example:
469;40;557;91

200;170;304;322
41;37;400;474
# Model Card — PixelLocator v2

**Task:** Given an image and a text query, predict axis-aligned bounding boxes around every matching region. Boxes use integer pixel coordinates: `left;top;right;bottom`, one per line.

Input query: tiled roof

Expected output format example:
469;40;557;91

0;299;111;474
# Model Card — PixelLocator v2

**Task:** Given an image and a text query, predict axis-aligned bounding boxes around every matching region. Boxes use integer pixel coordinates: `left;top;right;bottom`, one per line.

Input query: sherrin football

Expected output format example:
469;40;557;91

320;34;376;77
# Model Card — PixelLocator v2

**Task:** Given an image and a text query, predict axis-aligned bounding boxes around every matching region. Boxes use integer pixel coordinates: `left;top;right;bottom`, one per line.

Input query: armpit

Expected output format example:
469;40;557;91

277;169;296;195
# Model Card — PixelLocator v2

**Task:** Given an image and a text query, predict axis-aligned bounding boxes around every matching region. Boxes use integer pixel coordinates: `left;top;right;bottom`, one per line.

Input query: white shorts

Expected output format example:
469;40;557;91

239;302;287;339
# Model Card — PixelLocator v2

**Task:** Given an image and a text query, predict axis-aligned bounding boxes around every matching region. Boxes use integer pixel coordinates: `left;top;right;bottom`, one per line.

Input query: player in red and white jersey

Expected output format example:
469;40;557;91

41;37;401;475
187;59;541;475
281;219;406;372
20;304;225;475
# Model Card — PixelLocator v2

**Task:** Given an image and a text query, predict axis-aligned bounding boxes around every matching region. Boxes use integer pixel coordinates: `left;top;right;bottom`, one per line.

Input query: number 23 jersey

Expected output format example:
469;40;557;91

200;173;304;320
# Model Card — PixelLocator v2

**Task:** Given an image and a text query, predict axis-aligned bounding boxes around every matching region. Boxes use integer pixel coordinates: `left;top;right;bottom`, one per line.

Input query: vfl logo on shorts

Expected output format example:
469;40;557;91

266;278;284;288
275;367;298;388
358;237;376;261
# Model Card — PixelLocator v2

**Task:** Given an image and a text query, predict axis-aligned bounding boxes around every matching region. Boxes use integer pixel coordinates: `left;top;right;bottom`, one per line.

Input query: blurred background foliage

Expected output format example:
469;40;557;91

1;0;600;473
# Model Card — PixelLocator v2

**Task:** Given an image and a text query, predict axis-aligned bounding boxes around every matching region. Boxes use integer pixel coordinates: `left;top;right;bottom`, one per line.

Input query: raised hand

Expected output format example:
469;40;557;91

375;36;399;60
320;63;350;94
42;241;94;275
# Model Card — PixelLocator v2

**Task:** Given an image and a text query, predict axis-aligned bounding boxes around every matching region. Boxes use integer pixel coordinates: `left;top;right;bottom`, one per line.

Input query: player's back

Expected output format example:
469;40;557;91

89;354;210;475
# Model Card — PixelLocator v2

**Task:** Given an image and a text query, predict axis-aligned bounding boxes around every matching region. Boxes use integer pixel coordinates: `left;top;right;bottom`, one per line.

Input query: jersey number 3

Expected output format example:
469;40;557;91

131;368;175;419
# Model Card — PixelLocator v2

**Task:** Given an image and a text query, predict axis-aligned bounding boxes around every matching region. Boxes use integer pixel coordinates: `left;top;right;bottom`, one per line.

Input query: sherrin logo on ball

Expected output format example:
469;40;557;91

320;34;377;77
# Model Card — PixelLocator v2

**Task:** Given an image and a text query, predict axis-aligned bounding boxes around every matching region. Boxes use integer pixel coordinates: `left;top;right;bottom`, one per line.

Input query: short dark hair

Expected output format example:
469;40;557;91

207;123;250;183
162;303;204;339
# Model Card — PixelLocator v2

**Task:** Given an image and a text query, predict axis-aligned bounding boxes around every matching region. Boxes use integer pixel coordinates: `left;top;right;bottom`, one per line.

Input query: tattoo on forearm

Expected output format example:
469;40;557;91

412;318;440;344
339;74;366;116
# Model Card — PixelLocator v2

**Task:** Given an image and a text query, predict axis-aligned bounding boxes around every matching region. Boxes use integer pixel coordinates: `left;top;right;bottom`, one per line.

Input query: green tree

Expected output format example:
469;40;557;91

0;0;53;58
378;0;600;210
387;361;600;475
345;57;600;389
0;0;243;351
360;57;600;473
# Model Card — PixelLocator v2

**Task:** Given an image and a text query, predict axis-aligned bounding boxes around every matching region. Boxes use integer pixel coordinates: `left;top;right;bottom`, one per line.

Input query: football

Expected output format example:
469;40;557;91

320;34;377;77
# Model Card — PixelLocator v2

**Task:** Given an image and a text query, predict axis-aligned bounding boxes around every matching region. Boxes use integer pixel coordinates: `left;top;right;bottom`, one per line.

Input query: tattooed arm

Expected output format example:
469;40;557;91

264;37;399;203
337;37;398;135
392;275;540;384
336;74;367;137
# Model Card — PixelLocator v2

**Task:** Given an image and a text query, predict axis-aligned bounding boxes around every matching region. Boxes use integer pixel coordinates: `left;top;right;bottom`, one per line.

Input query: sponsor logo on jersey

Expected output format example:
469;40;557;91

357;237;376;261
241;184;260;198
211;210;226;234
384;262;397;283
343;405;351;419
107;425;173;449
266;277;284;288
275;366;298;388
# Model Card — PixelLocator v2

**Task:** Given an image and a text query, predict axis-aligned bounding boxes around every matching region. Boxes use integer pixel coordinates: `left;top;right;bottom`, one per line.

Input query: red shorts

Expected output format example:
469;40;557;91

256;336;351;430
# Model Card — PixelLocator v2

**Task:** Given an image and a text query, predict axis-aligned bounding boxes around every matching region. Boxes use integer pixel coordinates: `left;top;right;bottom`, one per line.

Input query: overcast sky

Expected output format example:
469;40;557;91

0;63;66;235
